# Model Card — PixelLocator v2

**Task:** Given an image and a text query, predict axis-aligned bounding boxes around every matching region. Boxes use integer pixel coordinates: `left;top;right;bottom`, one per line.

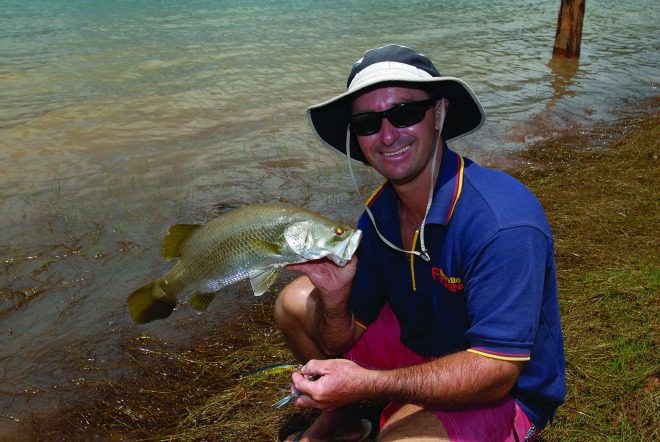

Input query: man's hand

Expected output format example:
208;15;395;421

286;257;358;307
291;358;369;410
284;258;360;355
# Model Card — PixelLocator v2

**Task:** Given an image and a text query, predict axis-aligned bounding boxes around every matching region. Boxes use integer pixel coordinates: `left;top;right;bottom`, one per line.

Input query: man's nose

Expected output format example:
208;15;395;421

379;118;400;146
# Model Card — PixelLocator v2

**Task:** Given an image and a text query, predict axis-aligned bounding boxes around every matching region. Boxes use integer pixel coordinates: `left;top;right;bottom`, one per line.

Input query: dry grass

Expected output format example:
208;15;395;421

16;105;660;441
512;106;659;441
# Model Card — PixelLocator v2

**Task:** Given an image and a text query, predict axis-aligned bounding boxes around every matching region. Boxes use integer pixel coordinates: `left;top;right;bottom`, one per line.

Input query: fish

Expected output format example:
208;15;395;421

240;363;301;379
127;203;362;324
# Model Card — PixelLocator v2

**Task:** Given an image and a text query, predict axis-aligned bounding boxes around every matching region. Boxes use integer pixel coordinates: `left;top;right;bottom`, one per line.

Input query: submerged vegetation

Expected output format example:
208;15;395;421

11;106;660;441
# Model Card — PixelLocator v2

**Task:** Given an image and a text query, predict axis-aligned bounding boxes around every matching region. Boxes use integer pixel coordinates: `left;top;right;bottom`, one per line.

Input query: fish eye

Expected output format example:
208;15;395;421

334;227;345;237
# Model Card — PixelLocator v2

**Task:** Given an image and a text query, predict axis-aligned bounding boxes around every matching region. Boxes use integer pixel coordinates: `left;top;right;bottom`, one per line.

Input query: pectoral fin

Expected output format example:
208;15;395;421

249;266;283;296
162;224;201;260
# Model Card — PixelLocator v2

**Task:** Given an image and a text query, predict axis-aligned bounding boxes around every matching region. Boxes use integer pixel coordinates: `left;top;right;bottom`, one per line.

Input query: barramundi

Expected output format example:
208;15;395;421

127;203;362;324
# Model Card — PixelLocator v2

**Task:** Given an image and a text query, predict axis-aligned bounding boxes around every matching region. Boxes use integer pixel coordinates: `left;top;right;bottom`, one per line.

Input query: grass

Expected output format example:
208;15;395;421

511;104;659;441
13;105;660;441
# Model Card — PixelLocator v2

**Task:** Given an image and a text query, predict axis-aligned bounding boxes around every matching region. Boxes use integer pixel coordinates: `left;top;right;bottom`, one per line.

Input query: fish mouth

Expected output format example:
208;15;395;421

327;229;362;266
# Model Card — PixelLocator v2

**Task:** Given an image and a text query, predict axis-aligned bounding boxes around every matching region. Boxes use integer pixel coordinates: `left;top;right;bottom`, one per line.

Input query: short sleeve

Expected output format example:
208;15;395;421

464;226;551;361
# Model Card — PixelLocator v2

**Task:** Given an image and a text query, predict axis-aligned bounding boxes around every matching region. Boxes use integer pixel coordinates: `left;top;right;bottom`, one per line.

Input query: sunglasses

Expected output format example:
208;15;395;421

350;99;436;136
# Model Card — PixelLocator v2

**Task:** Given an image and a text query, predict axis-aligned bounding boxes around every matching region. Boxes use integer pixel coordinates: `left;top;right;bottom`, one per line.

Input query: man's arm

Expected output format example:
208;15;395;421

293;352;523;410
372;351;523;407
286;257;364;357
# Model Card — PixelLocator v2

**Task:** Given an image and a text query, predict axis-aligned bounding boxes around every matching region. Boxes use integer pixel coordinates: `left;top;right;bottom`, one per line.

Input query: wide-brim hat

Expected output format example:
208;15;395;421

307;44;486;163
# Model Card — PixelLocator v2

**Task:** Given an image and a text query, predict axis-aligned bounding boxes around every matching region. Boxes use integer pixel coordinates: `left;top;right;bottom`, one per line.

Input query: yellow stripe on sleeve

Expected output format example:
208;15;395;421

467;348;531;362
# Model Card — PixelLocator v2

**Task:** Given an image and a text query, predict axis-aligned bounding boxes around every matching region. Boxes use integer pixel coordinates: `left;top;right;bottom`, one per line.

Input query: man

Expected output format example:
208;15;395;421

275;44;565;442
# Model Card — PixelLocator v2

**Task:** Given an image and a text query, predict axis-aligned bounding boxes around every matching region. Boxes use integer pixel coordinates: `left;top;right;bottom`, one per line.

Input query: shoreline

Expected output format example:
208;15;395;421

4;100;659;440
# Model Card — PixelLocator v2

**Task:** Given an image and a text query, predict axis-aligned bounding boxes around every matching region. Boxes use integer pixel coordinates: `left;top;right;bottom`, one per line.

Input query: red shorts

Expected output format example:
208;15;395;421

343;304;537;442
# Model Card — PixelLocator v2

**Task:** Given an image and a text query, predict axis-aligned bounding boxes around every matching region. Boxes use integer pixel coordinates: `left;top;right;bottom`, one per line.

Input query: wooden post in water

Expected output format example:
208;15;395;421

552;0;586;58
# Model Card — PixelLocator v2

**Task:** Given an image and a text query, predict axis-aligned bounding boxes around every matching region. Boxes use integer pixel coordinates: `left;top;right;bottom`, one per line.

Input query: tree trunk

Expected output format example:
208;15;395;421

553;0;586;58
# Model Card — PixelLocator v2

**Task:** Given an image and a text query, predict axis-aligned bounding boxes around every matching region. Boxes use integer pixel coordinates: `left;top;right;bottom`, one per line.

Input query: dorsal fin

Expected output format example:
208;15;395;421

161;224;201;260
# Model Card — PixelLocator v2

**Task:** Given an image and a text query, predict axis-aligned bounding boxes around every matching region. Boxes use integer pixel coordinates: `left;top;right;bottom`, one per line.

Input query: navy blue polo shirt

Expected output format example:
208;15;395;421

350;144;566;429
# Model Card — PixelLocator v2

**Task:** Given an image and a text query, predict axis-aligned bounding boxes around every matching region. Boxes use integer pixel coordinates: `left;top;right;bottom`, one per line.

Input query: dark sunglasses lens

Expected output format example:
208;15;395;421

388;102;430;128
351;114;381;136
351;100;433;136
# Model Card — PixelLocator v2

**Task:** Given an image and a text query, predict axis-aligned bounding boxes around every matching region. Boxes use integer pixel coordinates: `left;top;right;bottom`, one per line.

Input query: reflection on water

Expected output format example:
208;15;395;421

548;57;580;102
0;0;658;425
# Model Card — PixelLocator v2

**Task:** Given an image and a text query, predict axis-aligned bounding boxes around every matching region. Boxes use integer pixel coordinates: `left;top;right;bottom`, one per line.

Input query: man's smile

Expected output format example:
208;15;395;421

382;143;412;158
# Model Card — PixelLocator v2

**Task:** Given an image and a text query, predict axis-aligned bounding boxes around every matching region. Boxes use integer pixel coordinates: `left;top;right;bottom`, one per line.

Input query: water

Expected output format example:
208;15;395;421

0;0;658;427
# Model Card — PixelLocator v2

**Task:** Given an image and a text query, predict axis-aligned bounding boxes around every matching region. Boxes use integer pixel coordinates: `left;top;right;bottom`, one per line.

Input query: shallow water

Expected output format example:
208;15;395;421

0;0;658;425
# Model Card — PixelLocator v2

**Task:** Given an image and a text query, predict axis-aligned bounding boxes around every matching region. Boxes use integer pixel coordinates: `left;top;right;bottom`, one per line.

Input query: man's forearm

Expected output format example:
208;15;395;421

311;288;360;357
367;350;523;408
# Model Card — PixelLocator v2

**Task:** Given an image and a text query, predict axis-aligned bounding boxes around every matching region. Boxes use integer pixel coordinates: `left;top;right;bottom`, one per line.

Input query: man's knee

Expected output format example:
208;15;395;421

379;404;449;441
275;276;330;361
274;276;314;328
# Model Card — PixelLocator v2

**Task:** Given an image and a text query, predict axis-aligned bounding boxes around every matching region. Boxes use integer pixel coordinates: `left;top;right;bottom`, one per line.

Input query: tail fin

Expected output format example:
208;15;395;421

127;282;176;324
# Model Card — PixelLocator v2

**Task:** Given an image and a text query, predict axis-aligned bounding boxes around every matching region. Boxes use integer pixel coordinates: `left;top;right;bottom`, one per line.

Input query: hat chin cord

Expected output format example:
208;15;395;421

346;98;446;262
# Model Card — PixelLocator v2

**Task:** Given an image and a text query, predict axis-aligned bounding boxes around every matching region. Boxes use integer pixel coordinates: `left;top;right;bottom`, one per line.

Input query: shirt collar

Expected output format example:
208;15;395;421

365;143;464;241
426;143;465;226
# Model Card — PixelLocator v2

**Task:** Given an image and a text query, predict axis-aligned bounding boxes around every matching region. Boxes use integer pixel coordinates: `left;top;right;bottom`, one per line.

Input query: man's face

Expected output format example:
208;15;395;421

351;86;439;186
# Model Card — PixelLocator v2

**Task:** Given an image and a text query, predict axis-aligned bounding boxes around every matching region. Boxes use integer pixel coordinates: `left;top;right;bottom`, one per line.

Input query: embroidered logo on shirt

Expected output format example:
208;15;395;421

431;267;464;293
